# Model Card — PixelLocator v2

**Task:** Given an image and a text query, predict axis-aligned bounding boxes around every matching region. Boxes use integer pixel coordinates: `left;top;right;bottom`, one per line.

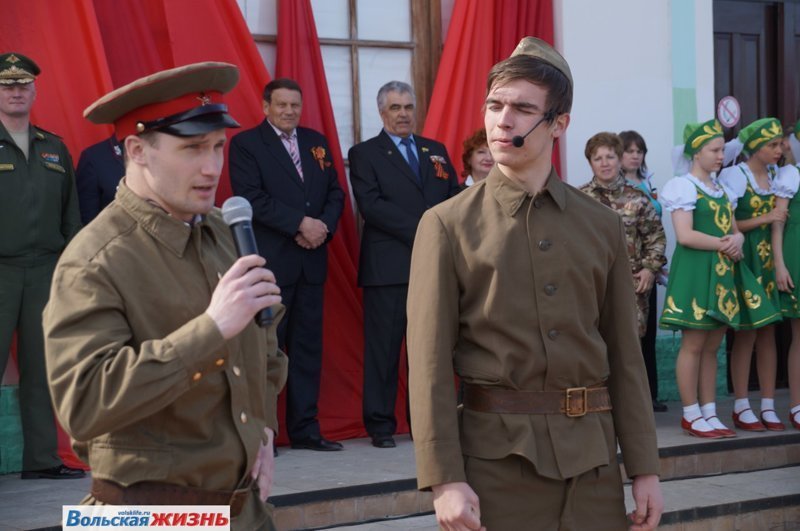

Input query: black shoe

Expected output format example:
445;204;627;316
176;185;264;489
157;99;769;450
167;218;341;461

652;400;668;413
273;446;279;457
290;437;343;451
21;464;86;480
371;435;396;449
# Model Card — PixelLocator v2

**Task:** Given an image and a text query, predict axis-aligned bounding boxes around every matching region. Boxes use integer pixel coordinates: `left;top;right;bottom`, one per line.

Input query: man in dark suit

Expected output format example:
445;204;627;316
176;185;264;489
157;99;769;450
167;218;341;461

75;135;125;224
348;81;459;448
229;78;344;452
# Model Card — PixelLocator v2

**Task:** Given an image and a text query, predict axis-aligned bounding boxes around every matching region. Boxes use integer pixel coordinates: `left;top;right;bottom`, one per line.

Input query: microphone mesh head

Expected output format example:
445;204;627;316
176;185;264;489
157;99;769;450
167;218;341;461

512;136;524;147
221;196;253;226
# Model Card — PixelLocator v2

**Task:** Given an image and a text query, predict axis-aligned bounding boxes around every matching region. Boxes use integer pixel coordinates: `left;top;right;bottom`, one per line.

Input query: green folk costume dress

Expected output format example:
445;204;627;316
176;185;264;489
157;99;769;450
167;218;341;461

659;174;779;331
718;163;783;329
775;164;800;317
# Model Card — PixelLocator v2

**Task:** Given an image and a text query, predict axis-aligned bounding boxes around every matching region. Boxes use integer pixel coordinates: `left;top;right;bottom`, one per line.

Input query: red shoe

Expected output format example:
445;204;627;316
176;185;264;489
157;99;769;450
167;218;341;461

705;416;737;438
681;417;724;439
760;409;786;431
732;409;766;431
791;411;800;430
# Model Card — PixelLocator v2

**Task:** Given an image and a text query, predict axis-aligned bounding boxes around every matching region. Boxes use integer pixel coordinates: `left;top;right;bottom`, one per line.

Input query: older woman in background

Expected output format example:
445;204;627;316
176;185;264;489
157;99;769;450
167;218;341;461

460;128;494;189
619;130;668;412
580;133;667;409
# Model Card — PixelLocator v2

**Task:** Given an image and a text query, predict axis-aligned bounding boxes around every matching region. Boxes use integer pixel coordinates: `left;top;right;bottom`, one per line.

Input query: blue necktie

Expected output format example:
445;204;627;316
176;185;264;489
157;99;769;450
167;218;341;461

400;137;421;184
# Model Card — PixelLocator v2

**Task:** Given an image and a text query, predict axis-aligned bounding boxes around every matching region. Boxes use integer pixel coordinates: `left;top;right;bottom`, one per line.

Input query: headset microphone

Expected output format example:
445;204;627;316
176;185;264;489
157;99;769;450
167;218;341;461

511;110;555;148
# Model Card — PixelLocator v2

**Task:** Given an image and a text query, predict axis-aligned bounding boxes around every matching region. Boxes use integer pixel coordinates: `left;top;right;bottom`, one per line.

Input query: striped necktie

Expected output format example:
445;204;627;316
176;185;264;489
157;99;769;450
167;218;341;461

282;132;304;181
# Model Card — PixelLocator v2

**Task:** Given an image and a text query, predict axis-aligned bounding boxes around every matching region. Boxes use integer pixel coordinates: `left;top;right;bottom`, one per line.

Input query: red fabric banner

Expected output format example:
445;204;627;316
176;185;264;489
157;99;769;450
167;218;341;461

0;0;116;470
275;0;369;442
423;0;557;180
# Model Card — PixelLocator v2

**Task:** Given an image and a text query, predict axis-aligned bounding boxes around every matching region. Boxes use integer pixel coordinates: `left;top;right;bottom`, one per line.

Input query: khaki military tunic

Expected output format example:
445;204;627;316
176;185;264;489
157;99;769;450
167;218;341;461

43;182;288;530
407;167;658;523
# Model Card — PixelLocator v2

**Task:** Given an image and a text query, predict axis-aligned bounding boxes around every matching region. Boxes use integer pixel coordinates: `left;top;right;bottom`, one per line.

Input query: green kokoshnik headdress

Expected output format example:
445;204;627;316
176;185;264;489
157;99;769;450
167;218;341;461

683;119;723;157
737;117;782;155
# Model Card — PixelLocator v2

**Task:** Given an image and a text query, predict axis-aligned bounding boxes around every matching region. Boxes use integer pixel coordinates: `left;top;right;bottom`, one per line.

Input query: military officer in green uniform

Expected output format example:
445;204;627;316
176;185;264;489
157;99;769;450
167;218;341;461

0;52;83;480
43;62;288;530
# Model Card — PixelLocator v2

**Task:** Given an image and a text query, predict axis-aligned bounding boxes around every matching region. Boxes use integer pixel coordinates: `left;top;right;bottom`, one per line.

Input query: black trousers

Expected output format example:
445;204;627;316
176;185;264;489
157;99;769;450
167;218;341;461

640;287;659;401
362;284;408;437
277;277;325;442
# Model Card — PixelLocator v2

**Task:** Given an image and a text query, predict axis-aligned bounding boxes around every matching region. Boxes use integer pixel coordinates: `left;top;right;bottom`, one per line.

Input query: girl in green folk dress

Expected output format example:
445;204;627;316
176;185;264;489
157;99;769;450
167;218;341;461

772;124;800;430
719;118;787;432
660;120;744;439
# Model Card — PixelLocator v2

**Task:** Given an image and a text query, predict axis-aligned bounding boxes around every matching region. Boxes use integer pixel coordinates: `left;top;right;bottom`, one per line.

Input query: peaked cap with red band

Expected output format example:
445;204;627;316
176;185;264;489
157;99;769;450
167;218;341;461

84;62;240;139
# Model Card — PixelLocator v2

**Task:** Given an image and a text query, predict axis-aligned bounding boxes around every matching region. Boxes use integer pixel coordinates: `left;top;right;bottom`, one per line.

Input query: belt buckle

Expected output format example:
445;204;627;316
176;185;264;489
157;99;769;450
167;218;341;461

565;387;587;417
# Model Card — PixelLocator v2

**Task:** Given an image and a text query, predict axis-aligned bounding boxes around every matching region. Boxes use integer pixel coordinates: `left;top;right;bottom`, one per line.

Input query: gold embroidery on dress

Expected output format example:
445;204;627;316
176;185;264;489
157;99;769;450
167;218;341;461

756;240;771;262
692;298;706;320
664;296;684;315
715;252;732;277
766;281;775;300
709;199;732;234
717;284;739;320
744;290;762;309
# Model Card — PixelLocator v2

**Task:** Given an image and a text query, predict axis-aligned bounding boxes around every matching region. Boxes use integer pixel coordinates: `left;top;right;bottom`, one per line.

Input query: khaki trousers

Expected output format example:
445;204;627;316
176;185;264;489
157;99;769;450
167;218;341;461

464;454;628;531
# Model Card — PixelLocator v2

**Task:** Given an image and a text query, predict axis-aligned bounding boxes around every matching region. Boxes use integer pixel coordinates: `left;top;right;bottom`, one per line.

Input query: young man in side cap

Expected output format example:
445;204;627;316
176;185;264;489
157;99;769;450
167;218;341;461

407;38;663;530
42;62;288;530
0;52;83;480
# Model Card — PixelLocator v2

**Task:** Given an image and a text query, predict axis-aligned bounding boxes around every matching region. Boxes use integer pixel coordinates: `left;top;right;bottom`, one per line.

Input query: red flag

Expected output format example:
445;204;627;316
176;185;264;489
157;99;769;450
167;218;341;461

422;0;495;181
423;0;557;179
276;0;367;442
159;0;272;203
0;0;117;470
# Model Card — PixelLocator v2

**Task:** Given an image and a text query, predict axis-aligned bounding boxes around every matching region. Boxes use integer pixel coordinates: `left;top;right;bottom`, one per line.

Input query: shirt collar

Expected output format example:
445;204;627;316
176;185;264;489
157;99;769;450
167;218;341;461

587;174;625;192
385;130;416;148
488;165;566;217
268;120;296;140
116;180;219;256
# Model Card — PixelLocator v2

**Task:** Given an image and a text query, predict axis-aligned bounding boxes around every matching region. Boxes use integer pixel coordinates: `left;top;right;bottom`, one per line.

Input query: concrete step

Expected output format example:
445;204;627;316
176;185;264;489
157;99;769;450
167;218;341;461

315;466;800;531
272;431;800;530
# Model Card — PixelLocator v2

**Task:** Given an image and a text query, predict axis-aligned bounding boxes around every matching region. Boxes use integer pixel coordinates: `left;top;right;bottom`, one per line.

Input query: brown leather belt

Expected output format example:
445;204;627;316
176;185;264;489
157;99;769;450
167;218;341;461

91;479;250;517
463;383;612;417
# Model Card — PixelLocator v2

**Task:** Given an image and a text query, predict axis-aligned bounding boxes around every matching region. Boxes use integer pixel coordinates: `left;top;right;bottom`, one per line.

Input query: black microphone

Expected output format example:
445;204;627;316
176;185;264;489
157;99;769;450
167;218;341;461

511;111;555;148
221;196;273;327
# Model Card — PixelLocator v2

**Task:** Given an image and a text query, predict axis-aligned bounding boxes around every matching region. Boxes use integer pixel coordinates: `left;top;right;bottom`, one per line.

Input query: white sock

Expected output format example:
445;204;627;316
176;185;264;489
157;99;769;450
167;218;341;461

684;403;715;432
761;398;780;423
734;398;758;423
791;405;800;422
701;402;728;431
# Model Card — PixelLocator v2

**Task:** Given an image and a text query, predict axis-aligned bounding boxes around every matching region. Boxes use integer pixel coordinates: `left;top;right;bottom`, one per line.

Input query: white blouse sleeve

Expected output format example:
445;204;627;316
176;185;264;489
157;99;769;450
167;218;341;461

660;177;698;212
774;165;800;199
717;165;746;208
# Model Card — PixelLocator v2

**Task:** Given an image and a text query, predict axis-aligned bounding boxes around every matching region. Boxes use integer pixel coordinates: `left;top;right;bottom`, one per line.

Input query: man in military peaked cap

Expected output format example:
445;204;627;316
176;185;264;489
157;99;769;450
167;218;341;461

0;52;83;480
407;37;663;530
43;62;288;530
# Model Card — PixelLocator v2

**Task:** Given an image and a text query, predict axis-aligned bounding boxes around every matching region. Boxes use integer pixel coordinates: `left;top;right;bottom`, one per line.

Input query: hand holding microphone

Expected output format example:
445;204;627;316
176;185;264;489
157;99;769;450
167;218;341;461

205;197;279;339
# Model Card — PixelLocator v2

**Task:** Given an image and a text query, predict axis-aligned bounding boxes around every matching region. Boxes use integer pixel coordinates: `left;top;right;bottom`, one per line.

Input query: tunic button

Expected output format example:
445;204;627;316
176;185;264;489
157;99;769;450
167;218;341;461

533;198;544;209
232;365;241;377
538;239;552;251
215;358;225;367
544;284;557;296
547;329;559;340
240;412;248;424
192;372;202;382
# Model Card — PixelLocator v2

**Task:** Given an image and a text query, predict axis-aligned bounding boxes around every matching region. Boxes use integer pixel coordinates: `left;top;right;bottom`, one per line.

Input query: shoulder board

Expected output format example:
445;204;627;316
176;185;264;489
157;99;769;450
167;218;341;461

32;125;63;140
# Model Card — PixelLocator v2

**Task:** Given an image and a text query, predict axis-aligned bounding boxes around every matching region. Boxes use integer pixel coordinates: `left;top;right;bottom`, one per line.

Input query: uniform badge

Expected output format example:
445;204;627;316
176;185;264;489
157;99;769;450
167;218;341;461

429;155;450;180
41;152;60;163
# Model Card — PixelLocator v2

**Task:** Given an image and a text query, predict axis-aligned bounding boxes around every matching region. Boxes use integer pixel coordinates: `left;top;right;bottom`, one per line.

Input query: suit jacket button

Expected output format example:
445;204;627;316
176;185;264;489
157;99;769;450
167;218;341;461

544;284;557;296
547;329;559;340
306;201;311;207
